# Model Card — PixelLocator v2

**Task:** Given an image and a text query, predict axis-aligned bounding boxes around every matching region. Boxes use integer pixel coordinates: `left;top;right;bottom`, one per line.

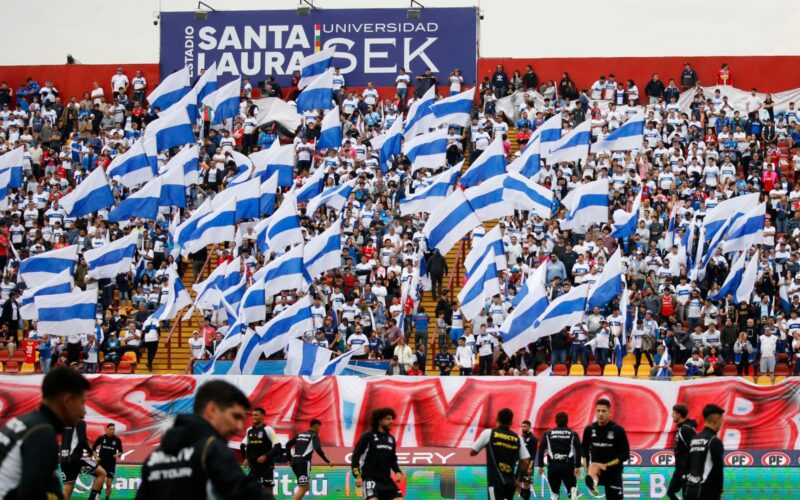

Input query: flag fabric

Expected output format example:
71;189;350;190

211;176;260;221
298;48;335;89
403;127;448;172
295;166;326;204
159;155;187;208
262;244;309;299
296;68;334;112
194;62;218;108
779;283;792;314
0;147;24;188
615;281;630;372
592;110;645;152
0;168;12;211
284;338;332;375
35;289;98;336
370;114;404;173
587;249;623;310
463;224;507;277
508;133;541;178
721;202;766;254
229;296;313;374
561;178;609;231
84;232;138;279
19;268;73;320
264;195;303;251
251;141;295;186
546;120;592;164
105;140;155;188
175;198;212;255
59;166;115;218
239;266;267;324
199;321;249;374
696;193;761;273
399;162;461;215
145;105;196;151
19;245;78;288
431;87;475;128
151;266;192;321
537;113;563;159
303;218;343;280
186;197;237;254
225;150;253;186
404;86;436;138
203;77;241;125
142;135;159;173
457;247;500;320
460;136;507;188
503;171;554;219
147;66;190;113
192;257;242;308
655;343;671;378
305;178;356;214
422;188;482;255
710;250;759;304
259;172;279;217
463;176;514;222
321;348;359;376
500;264;549;355
107;176;162;222
664;202;680;251
317;105;343;150
529;284;591;342
611;190;643;238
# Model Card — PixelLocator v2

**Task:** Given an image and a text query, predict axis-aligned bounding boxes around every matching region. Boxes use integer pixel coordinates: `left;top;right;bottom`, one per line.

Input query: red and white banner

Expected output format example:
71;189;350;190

1;376;798;463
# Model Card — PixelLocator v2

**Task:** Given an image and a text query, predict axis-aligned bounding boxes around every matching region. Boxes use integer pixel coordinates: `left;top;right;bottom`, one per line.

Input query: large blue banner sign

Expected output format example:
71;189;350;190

160;8;478;87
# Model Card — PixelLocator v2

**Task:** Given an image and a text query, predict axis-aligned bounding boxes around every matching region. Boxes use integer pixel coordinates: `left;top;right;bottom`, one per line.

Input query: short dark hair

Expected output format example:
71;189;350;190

252;407;265;415
673;404;689;418
310;419;322;427
555;412;569;427
107;423;116;428
702;404;724;420
193;380;250;415
522;420;532;426
41;366;90;400
370;408;397;430
596;398;611;409
497;408;513;427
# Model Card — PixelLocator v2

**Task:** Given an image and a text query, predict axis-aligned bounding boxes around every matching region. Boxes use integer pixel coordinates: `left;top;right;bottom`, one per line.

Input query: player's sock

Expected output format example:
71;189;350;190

570;486;579;500
88;490;101;500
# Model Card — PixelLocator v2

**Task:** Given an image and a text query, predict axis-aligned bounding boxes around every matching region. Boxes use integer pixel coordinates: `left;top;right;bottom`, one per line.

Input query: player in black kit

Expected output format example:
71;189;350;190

538;412;581;500
518;420;538;500
683;404;725;500
581;399;630;500
241;408;283;498
352;408;404;500
0;366;89;499
667;403;696;500
286;419;331;500
61;417;107;500
93;423;124;500
470;408;530;500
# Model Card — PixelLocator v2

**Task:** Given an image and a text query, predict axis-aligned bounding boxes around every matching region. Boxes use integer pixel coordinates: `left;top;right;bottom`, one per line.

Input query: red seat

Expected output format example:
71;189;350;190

0;351;9;362
100;362;117;374
11;350;25;362
723;364;738;376
3;361;20;374
534;363;550;375
672;365;687;377
552;364;568;376
116;361;133;374
775;364;790;377
586;363;602;376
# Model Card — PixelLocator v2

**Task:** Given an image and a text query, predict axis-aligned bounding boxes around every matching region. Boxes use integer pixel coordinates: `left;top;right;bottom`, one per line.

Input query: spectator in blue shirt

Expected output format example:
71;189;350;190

413;307;430;348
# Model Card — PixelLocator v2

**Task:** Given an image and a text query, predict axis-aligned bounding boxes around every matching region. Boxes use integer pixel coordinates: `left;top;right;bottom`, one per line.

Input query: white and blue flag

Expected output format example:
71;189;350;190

460;136;506;188
151;266;192;321
592;110;645;152
303;218;342;280
296;68;334;113
108;176;162;222
147;66;190;113
19;245;78;288
508;133;541;178
586;248;623;311
500;263;549;355
317;105;342;150
561;178;609;231
529;284;590;342
546;120;592;164
422;188;482;255
19;268;73;321
399;162;461;216
404;85;436;138
106;139;155;188
84;232;138;280
721;202;765;254
611;189;643;239
59;166;115;218
203;77;241;125
458;247;500;321
145;105;196;151
35;289;97;336
431;87;474;128
305;178;356;214
298;48;335;89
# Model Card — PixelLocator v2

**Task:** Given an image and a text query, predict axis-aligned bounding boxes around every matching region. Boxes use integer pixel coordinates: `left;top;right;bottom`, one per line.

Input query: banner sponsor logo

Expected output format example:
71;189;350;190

761;452;791;466
626;451;643;466
159;8;478;87
650;451;675;466
724;451;754;467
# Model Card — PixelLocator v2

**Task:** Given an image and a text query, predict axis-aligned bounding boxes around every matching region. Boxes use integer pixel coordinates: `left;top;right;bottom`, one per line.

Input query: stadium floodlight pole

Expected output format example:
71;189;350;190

297;0;317;16
407;0;423;19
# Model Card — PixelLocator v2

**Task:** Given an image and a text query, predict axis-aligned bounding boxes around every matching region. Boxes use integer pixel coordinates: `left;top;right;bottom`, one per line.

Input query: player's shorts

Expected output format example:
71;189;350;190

61;457;99;484
248;464;275;486
362;478;402;500
487;483;515;500
291;458;311;485
99;461;116;479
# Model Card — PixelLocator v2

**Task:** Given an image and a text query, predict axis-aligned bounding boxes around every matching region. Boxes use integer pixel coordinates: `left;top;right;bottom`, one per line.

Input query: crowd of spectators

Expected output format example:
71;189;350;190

0;60;798;381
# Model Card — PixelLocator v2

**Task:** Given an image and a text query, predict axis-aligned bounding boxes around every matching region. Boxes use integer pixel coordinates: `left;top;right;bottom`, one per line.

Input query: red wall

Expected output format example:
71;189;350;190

478;56;800;94
0;63;160;104
1;56;798;110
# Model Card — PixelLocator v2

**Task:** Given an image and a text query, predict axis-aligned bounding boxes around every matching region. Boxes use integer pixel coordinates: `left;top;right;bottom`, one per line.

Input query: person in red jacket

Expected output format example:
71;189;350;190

716;63;731;86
